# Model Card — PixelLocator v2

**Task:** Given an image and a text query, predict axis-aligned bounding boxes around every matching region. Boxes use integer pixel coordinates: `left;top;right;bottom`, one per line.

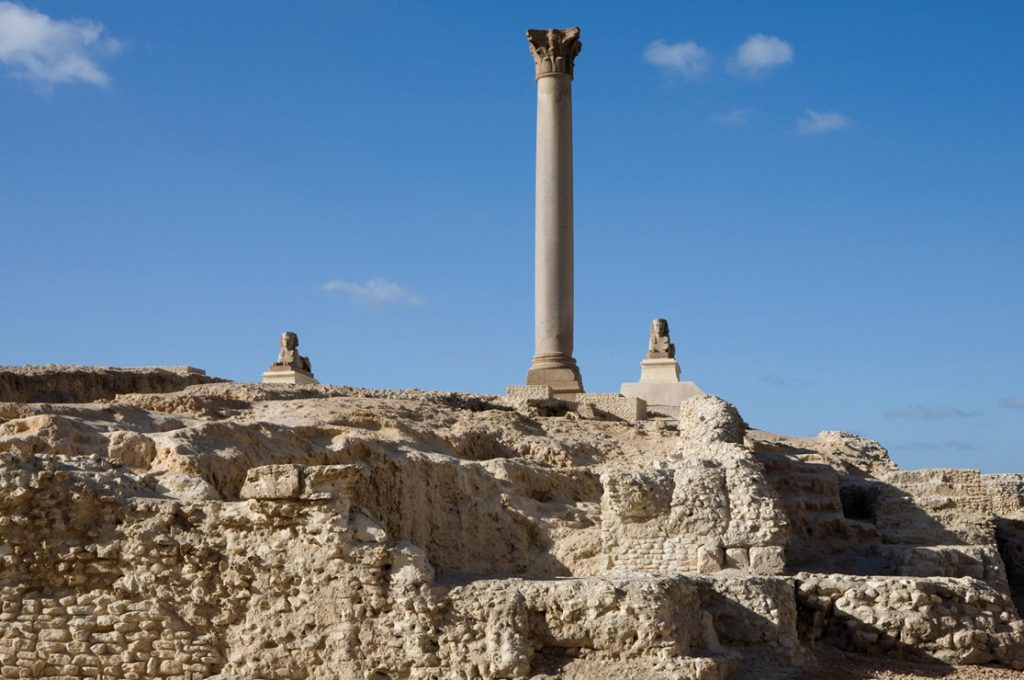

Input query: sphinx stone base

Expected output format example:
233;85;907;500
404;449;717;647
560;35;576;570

620;381;704;410
262;368;318;385
639;358;681;382
526;363;583;399
620;359;702;410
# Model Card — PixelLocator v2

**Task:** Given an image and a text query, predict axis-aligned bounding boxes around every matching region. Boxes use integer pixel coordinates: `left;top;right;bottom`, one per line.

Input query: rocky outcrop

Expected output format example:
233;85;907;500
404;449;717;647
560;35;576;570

0;368;1021;678
0;365;220;404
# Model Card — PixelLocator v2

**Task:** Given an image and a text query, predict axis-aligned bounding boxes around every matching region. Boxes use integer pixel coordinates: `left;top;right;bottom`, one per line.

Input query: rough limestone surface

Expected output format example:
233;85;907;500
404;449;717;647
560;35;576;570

0;365;219;404
0;367;1021;679
576;393;647;423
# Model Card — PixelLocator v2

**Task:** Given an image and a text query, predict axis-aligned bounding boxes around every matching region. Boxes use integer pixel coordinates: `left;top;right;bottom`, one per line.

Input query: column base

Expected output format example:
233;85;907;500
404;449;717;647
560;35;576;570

526;356;583;399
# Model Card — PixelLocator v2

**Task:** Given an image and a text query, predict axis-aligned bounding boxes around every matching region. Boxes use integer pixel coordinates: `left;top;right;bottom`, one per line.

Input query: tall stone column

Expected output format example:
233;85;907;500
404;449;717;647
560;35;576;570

525;27;584;397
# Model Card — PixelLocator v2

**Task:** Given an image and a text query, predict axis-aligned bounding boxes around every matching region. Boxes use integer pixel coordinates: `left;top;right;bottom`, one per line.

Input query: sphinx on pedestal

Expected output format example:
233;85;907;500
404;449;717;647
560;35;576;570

620;319;703;412
262;331;318;385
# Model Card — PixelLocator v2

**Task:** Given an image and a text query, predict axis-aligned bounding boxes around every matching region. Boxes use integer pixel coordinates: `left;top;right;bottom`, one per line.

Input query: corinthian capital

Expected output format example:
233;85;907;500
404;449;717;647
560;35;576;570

527;27;582;78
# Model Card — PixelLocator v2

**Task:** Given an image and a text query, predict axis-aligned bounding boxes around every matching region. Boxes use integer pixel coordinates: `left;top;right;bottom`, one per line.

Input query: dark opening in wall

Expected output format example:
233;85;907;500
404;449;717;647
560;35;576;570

840;484;878;522
995;517;1024;609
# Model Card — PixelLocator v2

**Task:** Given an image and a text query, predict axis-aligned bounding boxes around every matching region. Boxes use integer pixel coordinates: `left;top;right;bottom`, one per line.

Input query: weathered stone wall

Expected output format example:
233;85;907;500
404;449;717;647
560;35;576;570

599;454;787;576
755;449;879;567
984;473;1024;608
796;573;1024;669
984;474;1024;515
753;436;1013;594
598;396;788;577
0;591;220;679
877;468;996;546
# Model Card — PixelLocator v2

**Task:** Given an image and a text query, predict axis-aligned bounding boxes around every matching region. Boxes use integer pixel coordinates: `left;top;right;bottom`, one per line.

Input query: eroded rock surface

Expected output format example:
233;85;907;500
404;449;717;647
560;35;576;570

0;368;1021;679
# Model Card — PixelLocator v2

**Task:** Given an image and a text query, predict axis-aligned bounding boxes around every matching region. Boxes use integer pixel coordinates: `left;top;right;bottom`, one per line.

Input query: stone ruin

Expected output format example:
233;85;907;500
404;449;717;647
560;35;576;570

0;365;1022;679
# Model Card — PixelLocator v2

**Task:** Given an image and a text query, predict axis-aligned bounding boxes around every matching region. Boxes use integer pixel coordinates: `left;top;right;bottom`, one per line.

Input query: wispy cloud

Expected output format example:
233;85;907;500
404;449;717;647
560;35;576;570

712;108;753;126
0;2;121;86
884;405;982;421
643;40;710;79
899;440;978;452
322;278;423;306
732;34;793;76
794;110;852;135
1000;397;1024;410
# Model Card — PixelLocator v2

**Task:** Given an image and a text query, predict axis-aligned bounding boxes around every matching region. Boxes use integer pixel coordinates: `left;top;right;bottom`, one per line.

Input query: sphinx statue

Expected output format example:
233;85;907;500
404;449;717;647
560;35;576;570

621;317;703;411
273;332;312;374
263;331;317;385
646;318;676;360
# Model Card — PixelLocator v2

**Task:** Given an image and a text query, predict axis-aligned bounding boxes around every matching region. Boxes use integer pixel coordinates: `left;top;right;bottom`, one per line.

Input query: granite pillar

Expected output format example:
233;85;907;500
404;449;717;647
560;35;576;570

525;27;584;397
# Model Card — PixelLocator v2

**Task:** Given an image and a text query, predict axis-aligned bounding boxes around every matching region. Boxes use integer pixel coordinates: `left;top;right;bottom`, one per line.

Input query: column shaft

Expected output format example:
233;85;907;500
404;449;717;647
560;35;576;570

534;73;574;360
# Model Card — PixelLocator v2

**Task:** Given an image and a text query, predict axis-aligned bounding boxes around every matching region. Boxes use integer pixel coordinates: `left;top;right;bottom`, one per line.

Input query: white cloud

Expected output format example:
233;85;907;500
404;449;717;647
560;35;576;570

794;109;852;135
733;34;793;75
883;405;981;421
643;40;710;79
322;278;423;306
0;1;120;86
713;108;753;126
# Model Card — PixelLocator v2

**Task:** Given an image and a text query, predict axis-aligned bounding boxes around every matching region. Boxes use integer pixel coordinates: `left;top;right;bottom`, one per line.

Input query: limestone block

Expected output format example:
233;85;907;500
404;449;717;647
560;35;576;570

301;465;362;500
106;431;156;471
504;385;556;412
154;472;221;502
506;384;554;401
749;546;786;575
390;541;435;588
577;393;647;422
602;469;674;521
239;465;302;500
697;542;725;574
725;548;750;570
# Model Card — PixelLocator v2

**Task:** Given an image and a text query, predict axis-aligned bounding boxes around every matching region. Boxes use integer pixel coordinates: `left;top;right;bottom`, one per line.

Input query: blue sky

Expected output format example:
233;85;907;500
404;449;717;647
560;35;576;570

1;1;1021;472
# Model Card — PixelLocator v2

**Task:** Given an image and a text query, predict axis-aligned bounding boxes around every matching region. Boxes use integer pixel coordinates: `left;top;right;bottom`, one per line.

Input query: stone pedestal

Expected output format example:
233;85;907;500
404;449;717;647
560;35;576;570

639;358;681;382
262;367;318;385
620;358;703;410
263;331;318;385
524;27;584;398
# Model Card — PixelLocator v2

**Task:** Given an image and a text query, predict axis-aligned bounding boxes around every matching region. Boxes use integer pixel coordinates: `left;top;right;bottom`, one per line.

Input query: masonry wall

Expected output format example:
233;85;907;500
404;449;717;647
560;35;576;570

600;447;788;576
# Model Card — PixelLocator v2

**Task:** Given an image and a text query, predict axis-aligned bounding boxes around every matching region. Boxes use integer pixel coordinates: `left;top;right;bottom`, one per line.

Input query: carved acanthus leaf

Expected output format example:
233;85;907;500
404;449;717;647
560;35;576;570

526;27;582;77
